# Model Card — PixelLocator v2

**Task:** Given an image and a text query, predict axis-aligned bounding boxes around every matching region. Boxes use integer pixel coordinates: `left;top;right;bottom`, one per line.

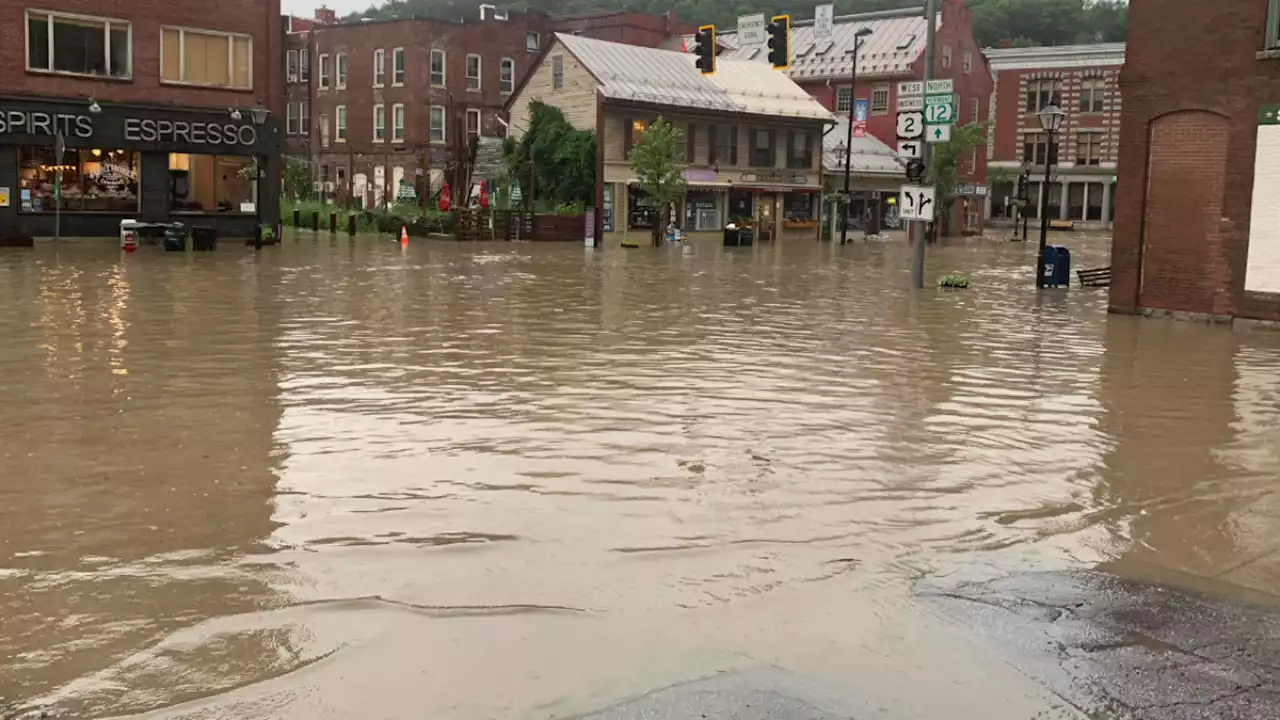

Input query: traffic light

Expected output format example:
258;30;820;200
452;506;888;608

767;14;790;70
694;24;716;75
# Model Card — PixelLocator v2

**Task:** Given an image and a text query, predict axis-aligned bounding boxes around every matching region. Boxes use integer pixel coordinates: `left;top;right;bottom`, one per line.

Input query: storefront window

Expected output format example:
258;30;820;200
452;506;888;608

684;190;721;231
728;189;753;223
18;147;139;213
168;154;257;213
783;192;816;222
627;185;658;230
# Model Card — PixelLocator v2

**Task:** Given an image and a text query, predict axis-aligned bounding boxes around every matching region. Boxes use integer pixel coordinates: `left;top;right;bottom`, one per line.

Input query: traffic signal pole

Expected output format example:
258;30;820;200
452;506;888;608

909;0;936;290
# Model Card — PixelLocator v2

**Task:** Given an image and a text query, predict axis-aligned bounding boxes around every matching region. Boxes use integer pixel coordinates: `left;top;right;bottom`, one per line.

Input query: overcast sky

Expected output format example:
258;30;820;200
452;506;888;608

283;0;373;16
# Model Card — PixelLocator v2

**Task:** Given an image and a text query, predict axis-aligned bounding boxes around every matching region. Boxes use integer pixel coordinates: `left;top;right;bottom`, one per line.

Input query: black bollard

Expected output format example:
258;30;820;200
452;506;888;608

329;212;337;233
348;213;356;236
293;208;300;227
312;211;319;232
253;224;263;250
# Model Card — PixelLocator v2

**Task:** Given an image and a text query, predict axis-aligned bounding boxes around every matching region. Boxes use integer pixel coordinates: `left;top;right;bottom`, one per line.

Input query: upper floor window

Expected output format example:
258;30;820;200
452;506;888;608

318;53;330;88
287;49;299;82
336;53;347;88
430;48;445;87
1025;79;1061;113
787;131;812;170
870;85;890;114
835;86;852;113
500;57;514;94
373;103;385;142
1023;131;1059;165
393;47;404;85
335;105;347;142
429;105;446;144
941;43;952;68
963;50;972;74
26;10;131;79
373;48;385;87
1268;0;1280;48
300;99;309;135
392;103;405;143
1079;78;1105;113
1076;131;1102;165
287;102;299;135
466;53;481;91
552;54;563;89
299;48;309;82
467;108;481;136
161;27;251;89
526;32;540;51
751;128;775;167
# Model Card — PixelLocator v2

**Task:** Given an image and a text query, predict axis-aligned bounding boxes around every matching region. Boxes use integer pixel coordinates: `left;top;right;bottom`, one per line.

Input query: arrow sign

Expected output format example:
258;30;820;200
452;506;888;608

899;184;935;221
926;124;952;143
896;140;921;159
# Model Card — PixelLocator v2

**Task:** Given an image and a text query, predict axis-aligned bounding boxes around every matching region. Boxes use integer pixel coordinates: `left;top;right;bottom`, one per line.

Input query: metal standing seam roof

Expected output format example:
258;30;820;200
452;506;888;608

708;10;940;81
555;33;833;122
822;117;904;176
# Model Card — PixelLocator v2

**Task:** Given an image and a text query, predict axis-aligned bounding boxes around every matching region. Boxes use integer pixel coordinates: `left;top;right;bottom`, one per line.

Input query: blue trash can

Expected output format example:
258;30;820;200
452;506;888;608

1040;245;1071;287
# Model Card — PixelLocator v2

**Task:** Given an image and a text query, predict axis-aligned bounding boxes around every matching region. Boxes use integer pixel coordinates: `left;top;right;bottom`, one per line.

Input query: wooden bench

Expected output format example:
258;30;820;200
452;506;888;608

1048;219;1075;230
1077;267;1111;287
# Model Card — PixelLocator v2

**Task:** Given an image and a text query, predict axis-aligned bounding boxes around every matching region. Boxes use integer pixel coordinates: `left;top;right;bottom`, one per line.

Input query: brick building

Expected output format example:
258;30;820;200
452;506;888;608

282;7;693;209
1110;0;1280;323
0;0;283;240
705;0;993;235
983;42;1124;232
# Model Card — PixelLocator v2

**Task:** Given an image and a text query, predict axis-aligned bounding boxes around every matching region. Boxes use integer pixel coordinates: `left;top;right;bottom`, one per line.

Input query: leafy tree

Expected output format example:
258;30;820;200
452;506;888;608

502;101;595;210
925;121;989;235
629;117;686;246
281;156;312;200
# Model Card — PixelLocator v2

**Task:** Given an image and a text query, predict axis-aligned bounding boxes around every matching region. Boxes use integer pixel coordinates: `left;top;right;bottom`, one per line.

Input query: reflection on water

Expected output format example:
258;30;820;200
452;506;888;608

2;234;1280;717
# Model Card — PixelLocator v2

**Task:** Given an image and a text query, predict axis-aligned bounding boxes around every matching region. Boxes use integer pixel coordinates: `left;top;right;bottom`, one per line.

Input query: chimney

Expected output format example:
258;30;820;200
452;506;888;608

997;38;1013;49
314;5;336;24
665;10;675;33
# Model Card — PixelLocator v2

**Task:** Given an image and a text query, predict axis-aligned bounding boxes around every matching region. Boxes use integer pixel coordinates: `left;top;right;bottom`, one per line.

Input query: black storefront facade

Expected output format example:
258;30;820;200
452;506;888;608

0;96;280;241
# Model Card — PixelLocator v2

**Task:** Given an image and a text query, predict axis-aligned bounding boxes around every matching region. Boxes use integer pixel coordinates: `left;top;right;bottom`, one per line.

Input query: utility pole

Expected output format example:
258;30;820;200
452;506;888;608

840;28;873;246
909;0;936;290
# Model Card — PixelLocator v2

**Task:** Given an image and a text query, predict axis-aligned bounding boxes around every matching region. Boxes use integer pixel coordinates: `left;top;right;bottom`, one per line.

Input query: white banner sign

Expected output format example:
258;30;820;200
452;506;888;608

738;14;766;45
814;4;834;38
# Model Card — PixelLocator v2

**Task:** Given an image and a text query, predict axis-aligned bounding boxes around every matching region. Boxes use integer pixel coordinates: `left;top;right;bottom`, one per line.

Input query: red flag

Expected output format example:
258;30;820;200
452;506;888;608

478;181;489;209
438;182;451;212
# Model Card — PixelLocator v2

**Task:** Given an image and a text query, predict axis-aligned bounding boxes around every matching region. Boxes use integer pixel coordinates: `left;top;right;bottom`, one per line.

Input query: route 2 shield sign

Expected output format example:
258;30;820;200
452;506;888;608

896;111;924;140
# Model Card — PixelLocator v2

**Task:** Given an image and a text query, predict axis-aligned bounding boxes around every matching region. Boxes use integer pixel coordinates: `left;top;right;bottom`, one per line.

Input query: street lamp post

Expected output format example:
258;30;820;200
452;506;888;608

1035;100;1065;287
839;27;874;246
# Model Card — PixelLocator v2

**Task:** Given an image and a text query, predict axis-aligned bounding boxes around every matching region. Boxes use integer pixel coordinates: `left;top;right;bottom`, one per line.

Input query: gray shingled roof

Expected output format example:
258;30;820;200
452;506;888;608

822;118;903;175
556;33;833;122
688;9;937;82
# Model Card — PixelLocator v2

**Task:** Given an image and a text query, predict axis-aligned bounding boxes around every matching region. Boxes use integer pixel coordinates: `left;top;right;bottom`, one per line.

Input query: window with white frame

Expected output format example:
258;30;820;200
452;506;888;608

835;86;852;113
963;49;972;74
393;47;404;85
941;43;952;68
1025;79;1062;113
1269;0;1280;48
1076;131;1102;166
373;103;385;142
971;96;980;121
301;100;310;135
318;53;330;88
392;103;404;143
1079;78;1105;113
466;108;481;136
500;57;514;94
466;54;481;91
870;85;889;114
335;105;347;142
430;48;445;87
373;48;385;86
526;32;540;51
287;102;299;134
300;48;309;81
287;49;299;82
319;113;329;147
161;26;251;89
336;52;347;88
430;105;446;144
25;10;132;79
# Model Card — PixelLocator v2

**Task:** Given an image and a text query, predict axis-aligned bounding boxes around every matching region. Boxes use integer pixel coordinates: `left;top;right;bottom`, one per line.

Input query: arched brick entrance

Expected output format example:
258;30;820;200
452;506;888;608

1139;110;1232;316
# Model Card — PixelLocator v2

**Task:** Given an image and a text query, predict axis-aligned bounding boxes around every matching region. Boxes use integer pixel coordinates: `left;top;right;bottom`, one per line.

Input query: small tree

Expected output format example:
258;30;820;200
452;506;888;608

926;121;991;237
629;117;686;246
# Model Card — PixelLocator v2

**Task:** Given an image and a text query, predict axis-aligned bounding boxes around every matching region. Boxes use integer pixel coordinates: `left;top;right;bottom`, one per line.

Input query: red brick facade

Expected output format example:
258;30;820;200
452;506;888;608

1110;0;1280;322
1;0;282;113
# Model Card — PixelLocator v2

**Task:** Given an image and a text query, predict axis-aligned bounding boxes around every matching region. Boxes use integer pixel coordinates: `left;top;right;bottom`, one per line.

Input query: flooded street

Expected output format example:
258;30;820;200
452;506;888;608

4;233;1280;719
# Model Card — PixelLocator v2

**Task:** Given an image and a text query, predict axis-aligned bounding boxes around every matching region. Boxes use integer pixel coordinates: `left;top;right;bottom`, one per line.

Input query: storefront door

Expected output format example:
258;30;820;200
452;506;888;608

756;193;777;241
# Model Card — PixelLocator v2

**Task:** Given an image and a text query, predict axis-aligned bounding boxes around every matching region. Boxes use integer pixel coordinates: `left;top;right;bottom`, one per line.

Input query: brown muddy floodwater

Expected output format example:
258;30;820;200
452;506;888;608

3;233;1280;719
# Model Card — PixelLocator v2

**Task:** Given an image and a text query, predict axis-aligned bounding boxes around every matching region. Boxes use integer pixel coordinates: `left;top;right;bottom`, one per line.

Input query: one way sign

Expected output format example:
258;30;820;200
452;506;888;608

899;184;935;222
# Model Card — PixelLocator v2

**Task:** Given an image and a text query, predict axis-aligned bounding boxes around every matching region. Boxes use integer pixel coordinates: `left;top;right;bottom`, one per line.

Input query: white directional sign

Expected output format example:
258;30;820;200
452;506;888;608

814;4;834;38
925;103;954;123
897;95;924;111
897;140;922;159
897;81;924;97
926;78;954;94
738;14;766;45
926;123;952;143
900;184;936;221
896;111;924;139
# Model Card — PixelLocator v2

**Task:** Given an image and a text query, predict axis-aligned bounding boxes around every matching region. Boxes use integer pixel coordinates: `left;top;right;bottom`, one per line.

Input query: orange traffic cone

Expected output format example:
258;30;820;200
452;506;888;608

400;225;408;246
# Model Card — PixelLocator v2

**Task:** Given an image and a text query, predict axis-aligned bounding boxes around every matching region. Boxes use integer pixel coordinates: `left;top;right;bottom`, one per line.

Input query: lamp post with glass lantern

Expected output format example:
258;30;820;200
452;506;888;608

1035;100;1065;287
839;27;874;245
